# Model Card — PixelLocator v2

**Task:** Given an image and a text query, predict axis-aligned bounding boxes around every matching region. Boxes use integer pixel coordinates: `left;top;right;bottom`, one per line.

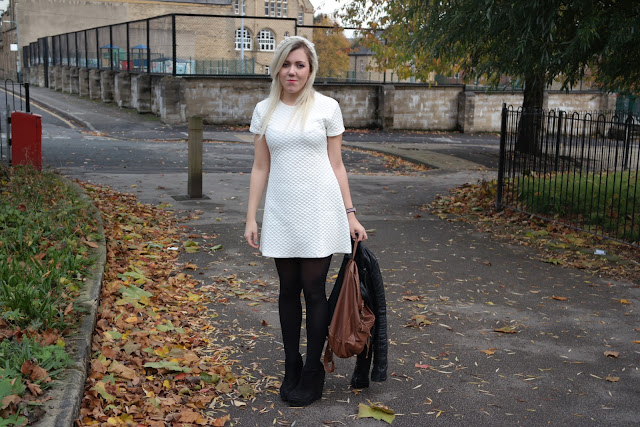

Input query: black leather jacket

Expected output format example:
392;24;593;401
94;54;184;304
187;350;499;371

328;242;388;382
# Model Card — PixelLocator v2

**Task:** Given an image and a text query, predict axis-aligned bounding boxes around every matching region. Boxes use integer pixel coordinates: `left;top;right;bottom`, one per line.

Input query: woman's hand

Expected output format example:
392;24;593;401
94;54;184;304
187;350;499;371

244;220;260;249
348;215;368;242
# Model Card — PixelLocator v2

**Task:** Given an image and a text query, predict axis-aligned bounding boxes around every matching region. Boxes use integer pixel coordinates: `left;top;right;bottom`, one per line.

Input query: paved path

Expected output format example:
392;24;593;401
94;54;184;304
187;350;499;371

26;86;640;426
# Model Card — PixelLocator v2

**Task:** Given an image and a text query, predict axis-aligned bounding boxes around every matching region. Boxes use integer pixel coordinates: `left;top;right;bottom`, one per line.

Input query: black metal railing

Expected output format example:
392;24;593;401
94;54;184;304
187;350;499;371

22;13;418;84
1;80;31;166
497;104;640;247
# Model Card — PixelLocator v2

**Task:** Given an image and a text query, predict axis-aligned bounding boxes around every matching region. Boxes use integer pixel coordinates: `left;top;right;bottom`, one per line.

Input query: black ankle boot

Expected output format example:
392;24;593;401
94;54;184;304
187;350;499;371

350;352;372;388
280;354;303;402
287;363;325;407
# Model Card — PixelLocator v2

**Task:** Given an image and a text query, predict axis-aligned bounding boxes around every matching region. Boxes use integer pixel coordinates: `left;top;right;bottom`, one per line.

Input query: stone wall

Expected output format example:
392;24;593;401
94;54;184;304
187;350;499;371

29;65;617;133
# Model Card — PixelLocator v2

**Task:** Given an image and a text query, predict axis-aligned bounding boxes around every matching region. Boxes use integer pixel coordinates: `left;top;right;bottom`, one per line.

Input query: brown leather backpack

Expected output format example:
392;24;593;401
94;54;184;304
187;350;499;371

324;241;375;373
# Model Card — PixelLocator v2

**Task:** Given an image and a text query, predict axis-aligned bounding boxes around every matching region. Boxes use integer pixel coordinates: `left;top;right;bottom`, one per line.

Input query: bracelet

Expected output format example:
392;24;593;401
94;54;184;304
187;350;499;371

346;207;357;214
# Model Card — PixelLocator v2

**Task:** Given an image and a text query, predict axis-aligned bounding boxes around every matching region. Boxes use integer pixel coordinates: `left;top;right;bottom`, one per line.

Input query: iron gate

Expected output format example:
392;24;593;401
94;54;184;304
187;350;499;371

0;81;31;166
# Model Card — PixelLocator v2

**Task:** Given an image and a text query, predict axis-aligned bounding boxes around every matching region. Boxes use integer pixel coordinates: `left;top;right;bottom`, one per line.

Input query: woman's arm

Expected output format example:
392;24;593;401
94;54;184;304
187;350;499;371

244;134;271;248
328;134;368;242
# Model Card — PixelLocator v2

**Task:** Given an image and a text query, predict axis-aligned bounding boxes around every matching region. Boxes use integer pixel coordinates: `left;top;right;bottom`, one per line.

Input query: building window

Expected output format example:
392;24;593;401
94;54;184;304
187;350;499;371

360;61;365;72
265;66;270;75
258;29;275;51
265;1;287;17
235;0;246;15
284;31;290;37
235;28;252;50
298;11;304;25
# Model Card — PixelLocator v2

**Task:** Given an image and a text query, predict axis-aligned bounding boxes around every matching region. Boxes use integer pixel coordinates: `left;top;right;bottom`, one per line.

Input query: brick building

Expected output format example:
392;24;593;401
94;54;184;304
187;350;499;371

0;0;315;80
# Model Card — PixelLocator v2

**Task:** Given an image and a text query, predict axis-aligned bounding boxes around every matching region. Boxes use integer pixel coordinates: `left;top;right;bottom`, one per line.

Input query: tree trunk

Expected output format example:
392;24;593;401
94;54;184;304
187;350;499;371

516;73;545;154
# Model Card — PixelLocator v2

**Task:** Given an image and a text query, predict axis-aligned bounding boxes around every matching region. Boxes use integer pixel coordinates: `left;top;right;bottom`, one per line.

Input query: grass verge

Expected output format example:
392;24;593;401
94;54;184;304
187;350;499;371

0;165;99;424
515;170;639;243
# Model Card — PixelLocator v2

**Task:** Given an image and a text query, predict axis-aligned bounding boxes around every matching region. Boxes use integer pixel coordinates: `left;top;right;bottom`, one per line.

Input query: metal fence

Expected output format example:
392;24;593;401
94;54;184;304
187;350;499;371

23;13;409;83
497;105;640;247
0;81;31;167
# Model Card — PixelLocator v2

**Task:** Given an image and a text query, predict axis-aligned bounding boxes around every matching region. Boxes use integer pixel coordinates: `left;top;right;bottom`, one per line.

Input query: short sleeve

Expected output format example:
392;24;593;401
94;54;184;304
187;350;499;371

249;103;263;134
325;100;345;137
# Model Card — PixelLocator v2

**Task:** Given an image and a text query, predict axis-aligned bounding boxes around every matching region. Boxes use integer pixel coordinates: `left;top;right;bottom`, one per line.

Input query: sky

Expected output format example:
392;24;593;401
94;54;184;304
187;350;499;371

0;1;343;16
311;0;344;16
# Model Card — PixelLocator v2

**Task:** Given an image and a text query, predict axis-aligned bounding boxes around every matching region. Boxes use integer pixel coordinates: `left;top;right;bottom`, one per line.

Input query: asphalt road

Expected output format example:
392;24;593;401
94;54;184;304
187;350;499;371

18;88;640;426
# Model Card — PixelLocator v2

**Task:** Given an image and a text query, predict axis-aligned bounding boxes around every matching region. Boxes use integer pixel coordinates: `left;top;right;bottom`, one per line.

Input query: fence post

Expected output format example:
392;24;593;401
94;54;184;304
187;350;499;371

126;23;130;72
623;110;633;169
44;38;49;88
496;103;507;210
188;116;203;198
172;15;177;77
146;19;151;74
554;110;563;170
24;83;30;113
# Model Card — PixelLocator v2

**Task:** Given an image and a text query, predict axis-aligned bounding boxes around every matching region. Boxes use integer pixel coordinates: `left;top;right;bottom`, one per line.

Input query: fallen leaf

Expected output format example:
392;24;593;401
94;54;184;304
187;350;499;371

494;326;518;334
179;410;206;423
551;295;567;301
481;348;498;355
358;403;395;424
211;414;231;426
27;382;43;396
407;314;432;327
21;360;51;382
617;299;632;304
1;394;21;410
605;376;620;382
604;351;619;358
415;364;430;369
183;240;200;253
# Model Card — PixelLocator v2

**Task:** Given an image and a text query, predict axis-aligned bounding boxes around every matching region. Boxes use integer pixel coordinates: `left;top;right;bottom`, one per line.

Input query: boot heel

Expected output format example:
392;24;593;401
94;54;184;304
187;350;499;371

280;354;303;402
287;365;325;407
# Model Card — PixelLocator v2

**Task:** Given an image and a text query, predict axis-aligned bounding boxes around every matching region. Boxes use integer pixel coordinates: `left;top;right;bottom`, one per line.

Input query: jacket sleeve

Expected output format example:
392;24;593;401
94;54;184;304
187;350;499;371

357;244;388;382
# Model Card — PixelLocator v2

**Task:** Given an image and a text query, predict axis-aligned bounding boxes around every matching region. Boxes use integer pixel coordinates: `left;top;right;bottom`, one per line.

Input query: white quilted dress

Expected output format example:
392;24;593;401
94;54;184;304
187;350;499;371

249;92;352;258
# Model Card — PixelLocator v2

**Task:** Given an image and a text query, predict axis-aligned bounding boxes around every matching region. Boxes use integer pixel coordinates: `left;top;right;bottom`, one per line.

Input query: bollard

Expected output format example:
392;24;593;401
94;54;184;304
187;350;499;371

187;116;203;198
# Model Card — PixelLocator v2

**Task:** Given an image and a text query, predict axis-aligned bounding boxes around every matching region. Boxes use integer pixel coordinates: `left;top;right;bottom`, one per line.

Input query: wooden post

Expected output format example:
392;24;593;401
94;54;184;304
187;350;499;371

188;116;203;198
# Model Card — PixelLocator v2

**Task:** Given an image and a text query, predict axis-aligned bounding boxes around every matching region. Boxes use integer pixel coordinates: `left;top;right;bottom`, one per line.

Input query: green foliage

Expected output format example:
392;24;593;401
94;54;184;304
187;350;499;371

517;171;639;242
342;1;640;102
0;338;70;383
0;166;96;330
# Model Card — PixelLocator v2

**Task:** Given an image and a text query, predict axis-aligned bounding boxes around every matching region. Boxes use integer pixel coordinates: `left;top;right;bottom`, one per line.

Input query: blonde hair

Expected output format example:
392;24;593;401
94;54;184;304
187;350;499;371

258;36;318;137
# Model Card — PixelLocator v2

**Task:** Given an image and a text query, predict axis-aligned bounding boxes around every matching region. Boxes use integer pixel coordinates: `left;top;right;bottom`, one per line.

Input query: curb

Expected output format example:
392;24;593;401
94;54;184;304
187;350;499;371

28;94;97;132
32;180;106;427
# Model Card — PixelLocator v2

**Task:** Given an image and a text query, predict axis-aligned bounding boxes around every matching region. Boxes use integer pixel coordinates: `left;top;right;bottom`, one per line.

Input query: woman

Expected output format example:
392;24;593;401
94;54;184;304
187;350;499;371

244;36;367;407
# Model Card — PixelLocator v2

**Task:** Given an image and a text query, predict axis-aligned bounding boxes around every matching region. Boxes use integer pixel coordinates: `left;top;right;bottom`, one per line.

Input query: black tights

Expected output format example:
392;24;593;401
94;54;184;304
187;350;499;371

275;256;332;369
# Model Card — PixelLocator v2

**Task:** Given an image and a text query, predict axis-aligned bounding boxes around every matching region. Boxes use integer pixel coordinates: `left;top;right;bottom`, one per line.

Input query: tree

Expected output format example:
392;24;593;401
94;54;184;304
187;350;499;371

342;0;640;108
313;14;352;79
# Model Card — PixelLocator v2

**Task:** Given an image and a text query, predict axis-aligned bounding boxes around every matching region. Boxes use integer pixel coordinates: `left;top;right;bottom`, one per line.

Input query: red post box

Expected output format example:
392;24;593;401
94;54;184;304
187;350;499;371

11;111;42;170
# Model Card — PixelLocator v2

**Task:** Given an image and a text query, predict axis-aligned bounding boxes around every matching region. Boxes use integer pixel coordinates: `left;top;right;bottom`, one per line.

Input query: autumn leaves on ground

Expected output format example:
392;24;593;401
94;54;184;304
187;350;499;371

1;167;249;425
2;163;638;426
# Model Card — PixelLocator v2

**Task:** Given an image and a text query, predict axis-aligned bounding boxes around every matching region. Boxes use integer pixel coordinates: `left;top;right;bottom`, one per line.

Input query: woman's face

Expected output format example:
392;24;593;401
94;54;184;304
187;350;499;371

279;47;311;101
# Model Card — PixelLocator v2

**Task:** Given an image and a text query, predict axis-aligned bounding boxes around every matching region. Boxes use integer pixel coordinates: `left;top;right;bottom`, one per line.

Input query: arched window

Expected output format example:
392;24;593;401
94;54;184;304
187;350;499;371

258;29;275;51
235;28;252;50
